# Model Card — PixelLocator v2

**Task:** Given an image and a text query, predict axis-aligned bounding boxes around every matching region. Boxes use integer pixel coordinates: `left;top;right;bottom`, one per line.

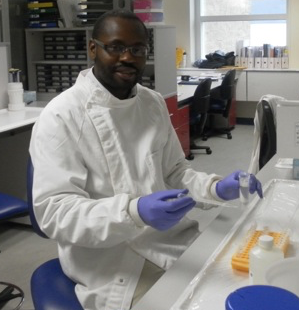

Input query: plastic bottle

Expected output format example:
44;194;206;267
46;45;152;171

182;52;187;68
249;235;284;285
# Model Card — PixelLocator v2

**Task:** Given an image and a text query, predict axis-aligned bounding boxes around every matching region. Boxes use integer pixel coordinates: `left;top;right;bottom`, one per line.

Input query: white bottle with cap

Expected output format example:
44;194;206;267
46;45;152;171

182;52;187;68
249;234;284;285
7;82;25;111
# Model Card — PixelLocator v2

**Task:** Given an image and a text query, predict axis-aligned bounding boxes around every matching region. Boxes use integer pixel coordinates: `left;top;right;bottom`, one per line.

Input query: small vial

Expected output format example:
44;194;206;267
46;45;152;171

166;192;187;201
177;192;186;199
239;171;250;205
249;235;284;285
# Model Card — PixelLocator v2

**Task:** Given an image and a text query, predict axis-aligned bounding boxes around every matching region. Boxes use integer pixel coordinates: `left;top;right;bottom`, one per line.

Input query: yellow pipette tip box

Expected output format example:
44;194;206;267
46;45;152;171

231;230;289;272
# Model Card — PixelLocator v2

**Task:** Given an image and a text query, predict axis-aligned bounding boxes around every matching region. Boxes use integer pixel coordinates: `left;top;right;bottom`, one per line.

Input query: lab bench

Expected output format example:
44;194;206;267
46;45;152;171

132;154;296;310
0;103;46;203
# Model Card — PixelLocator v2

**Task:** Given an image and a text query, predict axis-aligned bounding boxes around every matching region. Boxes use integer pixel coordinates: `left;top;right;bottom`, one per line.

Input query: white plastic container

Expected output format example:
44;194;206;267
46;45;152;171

265;257;299;297
226;285;299;310
249;235;284;285
7;82;25;111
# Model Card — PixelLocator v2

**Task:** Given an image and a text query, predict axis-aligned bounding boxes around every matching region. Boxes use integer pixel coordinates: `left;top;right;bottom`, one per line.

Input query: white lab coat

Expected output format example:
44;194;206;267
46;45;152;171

248;94;285;174
29;68;222;310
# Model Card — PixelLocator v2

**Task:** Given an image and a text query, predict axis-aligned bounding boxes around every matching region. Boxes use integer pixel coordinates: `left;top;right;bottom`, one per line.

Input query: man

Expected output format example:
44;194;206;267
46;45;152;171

29;9;263;310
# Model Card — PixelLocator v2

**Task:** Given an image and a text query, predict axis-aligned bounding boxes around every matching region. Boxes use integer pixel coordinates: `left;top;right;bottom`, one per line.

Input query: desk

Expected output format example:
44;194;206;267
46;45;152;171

0;102;47;134
0;102;47;207
132;154;293;310
177;80;222;105
169;80;222;159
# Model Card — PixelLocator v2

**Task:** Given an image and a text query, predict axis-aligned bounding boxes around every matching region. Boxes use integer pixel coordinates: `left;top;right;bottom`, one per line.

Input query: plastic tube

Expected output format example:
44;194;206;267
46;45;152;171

239;171;250;205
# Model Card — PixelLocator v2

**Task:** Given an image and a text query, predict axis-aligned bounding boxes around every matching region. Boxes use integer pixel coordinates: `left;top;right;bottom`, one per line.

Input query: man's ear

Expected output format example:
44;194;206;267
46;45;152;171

88;39;96;60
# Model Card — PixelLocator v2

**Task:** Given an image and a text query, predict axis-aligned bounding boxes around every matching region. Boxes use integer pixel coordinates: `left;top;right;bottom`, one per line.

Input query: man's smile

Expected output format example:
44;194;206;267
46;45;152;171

114;67;138;80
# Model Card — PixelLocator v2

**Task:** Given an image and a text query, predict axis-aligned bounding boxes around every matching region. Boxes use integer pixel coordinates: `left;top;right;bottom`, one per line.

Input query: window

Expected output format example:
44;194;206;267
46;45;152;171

194;0;287;60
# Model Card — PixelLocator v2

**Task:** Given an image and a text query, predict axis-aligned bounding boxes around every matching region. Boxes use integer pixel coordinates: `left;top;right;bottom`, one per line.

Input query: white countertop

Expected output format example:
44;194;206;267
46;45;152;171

0;102;47;133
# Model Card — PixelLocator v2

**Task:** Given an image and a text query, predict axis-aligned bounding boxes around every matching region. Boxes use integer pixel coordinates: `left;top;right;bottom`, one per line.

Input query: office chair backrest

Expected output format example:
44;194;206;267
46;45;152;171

220;69;236;99
191;78;212;115
189;78;212;143
220;69;236;118
259;100;277;170
27;156;48;239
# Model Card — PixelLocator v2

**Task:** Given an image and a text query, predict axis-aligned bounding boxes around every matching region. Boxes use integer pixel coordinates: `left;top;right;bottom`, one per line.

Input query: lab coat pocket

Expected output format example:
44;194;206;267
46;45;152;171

145;150;165;191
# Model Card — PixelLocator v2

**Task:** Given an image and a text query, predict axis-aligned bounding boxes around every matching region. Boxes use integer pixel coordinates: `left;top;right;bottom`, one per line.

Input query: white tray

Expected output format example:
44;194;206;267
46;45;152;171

171;179;299;310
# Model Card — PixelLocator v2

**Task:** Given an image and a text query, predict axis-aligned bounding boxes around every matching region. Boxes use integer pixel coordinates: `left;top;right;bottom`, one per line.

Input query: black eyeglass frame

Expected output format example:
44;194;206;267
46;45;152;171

92;38;148;57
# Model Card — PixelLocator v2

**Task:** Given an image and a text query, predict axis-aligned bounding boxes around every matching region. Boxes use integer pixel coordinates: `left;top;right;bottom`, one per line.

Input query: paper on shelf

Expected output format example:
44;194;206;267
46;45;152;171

275;158;293;169
57;0;78;28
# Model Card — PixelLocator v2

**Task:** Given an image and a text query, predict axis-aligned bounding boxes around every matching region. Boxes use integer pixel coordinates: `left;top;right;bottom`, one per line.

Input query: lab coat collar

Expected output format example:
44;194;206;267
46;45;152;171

77;68;138;109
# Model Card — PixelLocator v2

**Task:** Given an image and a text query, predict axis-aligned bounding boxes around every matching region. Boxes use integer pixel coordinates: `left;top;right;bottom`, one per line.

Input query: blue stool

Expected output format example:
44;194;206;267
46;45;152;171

0;192;28;221
27;157;83;310
31;258;82;310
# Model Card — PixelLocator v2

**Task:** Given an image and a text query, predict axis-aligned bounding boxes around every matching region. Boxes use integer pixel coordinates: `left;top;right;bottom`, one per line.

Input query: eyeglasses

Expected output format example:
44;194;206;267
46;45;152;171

93;38;148;57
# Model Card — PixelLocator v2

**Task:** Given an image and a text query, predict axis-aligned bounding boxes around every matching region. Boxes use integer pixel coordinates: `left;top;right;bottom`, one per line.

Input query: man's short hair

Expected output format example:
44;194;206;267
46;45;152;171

92;9;148;40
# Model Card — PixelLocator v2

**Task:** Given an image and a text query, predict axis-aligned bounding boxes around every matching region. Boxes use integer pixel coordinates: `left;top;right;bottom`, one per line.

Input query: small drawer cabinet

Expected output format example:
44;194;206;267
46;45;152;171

165;96;190;158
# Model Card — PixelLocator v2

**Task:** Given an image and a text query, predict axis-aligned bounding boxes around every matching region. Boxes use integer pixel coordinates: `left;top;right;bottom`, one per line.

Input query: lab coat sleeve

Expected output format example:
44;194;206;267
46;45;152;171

30;100;146;249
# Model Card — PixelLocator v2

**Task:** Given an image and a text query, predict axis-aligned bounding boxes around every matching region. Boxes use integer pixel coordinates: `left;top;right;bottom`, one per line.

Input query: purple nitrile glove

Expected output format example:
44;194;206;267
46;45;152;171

248;173;263;198
137;189;196;231
216;170;263;201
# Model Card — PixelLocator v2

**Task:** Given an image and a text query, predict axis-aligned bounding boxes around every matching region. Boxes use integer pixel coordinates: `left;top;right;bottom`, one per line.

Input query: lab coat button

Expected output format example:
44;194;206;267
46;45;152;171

119;278;125;284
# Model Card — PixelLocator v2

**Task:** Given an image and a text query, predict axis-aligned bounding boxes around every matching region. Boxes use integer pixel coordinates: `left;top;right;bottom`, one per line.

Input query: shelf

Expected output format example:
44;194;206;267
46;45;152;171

26;27;91;32
142;21;165;26
32;60;88;65
26;25;176;99
134;9;163;13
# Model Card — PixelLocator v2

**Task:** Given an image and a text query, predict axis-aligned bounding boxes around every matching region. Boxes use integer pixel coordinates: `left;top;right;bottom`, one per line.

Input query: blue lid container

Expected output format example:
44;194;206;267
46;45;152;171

225;285;299;310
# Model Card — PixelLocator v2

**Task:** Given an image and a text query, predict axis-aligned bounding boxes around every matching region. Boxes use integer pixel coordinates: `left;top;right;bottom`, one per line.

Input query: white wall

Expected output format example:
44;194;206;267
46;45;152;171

163;0;192;67
164;0;299;69
288;0;299;68
0;44;9;109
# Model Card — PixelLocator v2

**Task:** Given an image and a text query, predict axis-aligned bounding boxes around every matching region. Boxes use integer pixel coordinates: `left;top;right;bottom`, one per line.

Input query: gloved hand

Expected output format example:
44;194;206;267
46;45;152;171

137;189;196;231
216;170;263;201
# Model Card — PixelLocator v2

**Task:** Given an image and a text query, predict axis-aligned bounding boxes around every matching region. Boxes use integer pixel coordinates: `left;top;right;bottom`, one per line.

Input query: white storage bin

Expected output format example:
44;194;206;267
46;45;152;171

133;0;163;10
135;12;163;23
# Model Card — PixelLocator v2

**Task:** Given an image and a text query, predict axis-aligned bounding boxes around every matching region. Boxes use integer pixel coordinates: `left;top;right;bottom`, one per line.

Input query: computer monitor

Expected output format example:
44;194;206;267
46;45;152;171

276;100;299;159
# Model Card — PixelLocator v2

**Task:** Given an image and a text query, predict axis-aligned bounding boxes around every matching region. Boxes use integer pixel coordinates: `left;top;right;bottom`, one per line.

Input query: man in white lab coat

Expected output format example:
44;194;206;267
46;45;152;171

29;10;263;310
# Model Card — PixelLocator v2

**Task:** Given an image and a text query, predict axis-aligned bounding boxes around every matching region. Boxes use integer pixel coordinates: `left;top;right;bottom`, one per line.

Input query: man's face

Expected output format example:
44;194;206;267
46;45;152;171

89;17;148;99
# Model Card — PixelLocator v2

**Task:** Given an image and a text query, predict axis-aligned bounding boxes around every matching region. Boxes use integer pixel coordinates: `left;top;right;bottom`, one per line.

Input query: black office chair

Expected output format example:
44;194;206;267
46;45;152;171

27;157;83;310
259;100;276;170
189;78;212;158
0;174;28;309
203;69;236;140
